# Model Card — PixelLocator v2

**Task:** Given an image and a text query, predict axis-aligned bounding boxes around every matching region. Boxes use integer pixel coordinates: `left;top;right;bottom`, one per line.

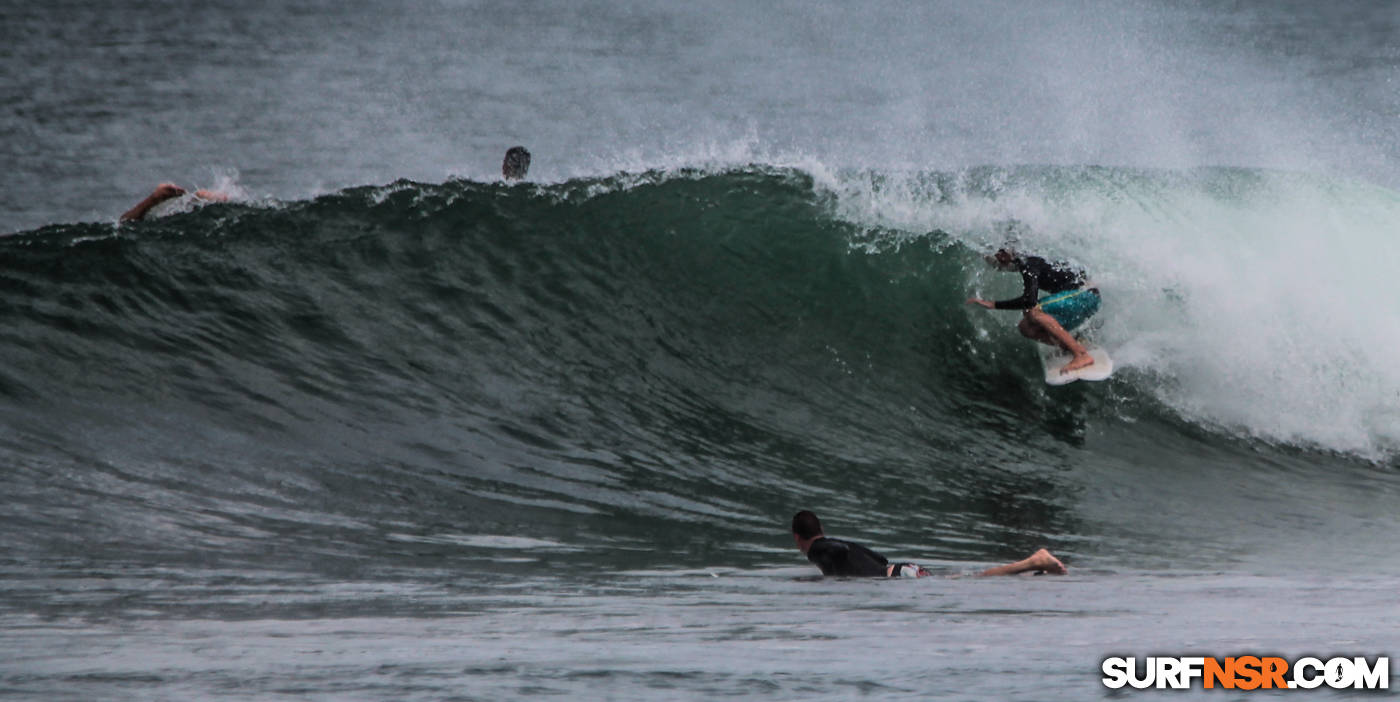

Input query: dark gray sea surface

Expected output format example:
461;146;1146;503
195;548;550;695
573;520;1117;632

3;1;1400;700
3;0;1397;232
5;566;1399;701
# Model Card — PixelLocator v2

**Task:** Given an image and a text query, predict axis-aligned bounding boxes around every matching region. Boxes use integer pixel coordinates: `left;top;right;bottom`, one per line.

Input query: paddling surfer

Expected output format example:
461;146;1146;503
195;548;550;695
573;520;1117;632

790;510;1066;578
966;248;1101;374
121;183;230;222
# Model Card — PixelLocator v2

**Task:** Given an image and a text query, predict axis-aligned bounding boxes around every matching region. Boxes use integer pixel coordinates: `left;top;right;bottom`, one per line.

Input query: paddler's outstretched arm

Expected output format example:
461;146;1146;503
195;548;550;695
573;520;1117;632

121;183;231;222
121;183;185;222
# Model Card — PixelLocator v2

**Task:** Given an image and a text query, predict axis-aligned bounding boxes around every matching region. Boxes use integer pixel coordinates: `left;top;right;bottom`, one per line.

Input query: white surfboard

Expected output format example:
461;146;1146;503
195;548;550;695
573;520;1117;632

1037;342;1113;385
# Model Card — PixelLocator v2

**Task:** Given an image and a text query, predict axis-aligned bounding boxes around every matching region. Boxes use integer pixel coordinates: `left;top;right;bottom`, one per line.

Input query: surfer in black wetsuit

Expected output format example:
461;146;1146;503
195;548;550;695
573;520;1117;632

790;510;1066;578
967;248;1101;374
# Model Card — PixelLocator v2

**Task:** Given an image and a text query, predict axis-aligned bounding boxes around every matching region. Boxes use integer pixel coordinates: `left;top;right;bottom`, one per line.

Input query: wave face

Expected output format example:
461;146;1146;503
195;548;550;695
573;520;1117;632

0;166;1397;579
823;164;1400;456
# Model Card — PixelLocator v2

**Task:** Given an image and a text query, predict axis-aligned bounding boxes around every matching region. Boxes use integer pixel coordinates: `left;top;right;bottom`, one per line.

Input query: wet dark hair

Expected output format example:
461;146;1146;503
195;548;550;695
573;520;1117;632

991;245;1021;265
791;510;823;539
502;146;531;180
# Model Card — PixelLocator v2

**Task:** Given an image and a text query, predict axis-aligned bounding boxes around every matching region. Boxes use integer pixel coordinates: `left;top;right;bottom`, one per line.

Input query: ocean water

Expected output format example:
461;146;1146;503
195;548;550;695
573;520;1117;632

2;1;1399;700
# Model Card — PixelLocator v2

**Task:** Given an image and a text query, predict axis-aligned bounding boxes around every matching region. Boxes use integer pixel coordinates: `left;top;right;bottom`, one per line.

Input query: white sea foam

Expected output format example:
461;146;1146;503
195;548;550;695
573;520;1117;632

826;165;1400;458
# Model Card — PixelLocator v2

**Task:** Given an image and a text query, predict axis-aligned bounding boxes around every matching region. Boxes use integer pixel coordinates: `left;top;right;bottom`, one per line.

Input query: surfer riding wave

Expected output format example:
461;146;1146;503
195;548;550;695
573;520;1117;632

967;247;1101;374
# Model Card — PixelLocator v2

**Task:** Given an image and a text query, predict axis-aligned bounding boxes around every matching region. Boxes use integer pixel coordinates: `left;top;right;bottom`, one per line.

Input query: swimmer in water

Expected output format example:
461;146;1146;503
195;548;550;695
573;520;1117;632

121;183;230;222
791;510;1067;578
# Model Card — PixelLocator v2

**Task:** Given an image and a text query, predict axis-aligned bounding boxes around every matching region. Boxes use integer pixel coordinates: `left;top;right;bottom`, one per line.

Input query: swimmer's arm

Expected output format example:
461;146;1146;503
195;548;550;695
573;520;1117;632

120;183;185;222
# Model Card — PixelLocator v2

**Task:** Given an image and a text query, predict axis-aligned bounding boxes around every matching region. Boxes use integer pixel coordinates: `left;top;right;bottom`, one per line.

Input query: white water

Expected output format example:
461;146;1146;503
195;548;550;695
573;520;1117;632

822;165;1400;459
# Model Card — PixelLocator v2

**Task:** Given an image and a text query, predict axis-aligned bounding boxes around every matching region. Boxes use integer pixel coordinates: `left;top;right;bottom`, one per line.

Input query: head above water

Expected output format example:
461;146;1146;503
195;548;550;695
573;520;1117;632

791;510;824;553
502;146;531;180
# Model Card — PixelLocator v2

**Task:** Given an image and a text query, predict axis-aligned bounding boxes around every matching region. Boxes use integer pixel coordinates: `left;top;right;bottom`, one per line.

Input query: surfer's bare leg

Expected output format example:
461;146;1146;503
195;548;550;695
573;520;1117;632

1017;316;1058;346
980;548;1067;576
1024;308;1093;373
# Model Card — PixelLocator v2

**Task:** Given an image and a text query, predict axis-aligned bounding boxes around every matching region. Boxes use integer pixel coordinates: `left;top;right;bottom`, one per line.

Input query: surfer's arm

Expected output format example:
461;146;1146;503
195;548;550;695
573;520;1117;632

120;183;186;222
992;269;1040;310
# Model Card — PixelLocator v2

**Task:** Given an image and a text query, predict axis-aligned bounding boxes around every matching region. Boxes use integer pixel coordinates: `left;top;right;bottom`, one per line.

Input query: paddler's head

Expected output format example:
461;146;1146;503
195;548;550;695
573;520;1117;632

791;510;825;554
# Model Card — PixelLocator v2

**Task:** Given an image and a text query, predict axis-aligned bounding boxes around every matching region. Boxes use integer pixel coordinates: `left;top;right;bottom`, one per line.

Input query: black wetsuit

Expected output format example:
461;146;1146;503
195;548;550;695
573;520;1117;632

993;256;1086;310
805;537;890;577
